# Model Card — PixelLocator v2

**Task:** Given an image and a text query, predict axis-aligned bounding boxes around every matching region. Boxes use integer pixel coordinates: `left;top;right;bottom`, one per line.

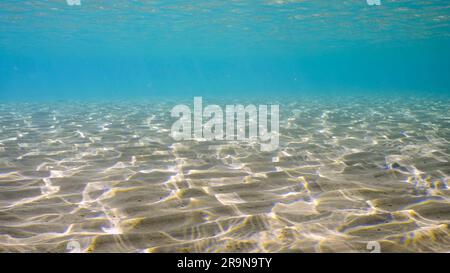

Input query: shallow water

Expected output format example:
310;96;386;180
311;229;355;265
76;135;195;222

0;97;449;252
1;0;450;253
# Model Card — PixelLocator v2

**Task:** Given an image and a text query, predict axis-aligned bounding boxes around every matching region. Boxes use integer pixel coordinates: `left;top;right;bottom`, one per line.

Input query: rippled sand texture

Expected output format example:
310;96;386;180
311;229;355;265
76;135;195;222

0;97;449;253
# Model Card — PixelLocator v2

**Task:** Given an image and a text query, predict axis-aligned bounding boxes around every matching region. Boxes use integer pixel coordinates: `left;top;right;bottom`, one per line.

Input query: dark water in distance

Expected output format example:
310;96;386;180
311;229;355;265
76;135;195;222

1;0;449;100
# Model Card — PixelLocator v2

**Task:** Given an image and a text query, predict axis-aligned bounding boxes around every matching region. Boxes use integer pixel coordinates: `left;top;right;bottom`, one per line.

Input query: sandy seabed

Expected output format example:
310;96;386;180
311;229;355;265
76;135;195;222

0;97;449;252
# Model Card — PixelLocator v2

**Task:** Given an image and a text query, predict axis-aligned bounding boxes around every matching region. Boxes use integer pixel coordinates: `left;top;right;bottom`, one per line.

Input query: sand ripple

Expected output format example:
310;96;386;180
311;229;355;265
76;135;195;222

0;97;449;252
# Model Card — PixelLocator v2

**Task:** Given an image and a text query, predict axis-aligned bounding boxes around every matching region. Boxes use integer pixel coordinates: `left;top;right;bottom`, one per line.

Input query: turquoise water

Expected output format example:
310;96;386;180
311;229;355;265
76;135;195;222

1;1;450;253
1;0;449;100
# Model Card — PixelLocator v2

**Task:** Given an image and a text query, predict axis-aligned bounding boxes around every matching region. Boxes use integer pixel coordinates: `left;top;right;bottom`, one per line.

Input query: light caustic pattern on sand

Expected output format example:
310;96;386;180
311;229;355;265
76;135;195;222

0;97;449;252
